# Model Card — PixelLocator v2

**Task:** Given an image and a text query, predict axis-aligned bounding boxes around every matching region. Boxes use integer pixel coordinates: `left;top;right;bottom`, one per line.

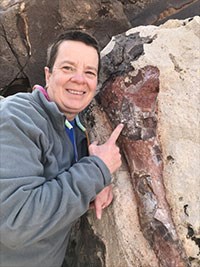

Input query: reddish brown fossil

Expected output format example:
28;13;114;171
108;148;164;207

98;65;189;267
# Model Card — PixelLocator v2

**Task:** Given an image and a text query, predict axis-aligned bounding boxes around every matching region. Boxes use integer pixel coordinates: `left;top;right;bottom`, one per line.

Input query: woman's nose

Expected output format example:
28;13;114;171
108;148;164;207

70;72;86;84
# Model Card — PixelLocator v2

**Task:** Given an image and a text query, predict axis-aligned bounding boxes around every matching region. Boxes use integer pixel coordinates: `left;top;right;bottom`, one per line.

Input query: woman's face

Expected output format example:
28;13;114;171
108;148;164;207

45;40;99;120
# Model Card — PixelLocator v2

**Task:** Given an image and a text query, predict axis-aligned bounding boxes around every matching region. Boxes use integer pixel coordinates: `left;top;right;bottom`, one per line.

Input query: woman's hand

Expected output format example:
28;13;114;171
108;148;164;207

90;184;113;219
89;124;124;174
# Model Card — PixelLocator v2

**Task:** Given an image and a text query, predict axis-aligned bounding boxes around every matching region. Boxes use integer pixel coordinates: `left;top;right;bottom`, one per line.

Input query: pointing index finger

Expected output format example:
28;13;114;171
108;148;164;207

107;124;124;144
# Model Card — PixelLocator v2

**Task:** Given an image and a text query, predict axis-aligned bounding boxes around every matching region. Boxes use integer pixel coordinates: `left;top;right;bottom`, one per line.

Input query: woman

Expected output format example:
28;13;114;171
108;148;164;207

0;30;123;267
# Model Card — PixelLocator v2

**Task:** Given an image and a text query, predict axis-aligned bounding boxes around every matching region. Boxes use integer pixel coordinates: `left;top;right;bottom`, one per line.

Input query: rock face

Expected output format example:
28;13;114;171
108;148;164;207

0;0;199;96
65;16;200;267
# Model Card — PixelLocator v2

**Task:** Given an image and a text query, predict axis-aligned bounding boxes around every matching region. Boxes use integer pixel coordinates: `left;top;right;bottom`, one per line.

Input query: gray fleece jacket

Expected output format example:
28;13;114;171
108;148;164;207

0;89;111;267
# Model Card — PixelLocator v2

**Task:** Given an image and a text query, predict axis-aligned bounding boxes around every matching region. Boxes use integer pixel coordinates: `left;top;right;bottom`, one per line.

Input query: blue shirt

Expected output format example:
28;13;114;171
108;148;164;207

65;120;78;162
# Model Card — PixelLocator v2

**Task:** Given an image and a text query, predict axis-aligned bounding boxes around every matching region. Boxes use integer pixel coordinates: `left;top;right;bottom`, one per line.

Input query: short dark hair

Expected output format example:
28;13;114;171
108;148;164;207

46;30;101;76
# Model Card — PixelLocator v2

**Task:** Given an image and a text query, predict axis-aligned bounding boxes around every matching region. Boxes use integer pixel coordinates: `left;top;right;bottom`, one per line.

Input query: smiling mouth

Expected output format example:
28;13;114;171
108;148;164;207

66;89;85;95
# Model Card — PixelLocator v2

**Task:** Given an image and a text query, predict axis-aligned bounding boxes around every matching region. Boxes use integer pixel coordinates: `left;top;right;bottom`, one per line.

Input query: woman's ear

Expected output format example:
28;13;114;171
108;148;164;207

44;66;51;86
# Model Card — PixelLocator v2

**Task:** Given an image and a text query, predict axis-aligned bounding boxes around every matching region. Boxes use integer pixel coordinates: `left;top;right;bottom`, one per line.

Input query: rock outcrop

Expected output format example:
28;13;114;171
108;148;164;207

65;16;200;267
